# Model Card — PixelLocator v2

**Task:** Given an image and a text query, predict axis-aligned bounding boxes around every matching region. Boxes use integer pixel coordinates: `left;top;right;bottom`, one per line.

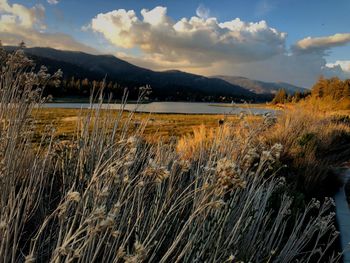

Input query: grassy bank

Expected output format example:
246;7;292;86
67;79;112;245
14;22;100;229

209;102;282;110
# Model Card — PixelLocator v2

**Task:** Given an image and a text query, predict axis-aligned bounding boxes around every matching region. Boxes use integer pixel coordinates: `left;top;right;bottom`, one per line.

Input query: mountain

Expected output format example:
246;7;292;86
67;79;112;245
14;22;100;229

5;46;262;102
213;75;307;95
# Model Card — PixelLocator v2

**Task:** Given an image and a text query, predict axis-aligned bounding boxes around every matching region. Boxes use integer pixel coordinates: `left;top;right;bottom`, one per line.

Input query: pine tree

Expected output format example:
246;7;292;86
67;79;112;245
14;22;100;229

272;89;287;104
343;80;350;98
19;41;26;49
0;40;6;62
293;91;302;103
311;76;327;98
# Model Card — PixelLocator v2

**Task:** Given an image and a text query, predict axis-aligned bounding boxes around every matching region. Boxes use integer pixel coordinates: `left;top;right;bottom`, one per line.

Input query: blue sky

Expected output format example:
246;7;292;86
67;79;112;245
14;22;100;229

1;0;350;87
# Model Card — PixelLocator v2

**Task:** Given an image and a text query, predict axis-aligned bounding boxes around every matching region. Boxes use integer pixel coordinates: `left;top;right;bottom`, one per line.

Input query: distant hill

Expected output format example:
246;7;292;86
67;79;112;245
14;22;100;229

5;46;263;102
213;75;307;95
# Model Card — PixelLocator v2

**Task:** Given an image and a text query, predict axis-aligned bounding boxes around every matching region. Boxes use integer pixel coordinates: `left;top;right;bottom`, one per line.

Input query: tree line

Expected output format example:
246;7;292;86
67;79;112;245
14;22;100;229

272;76;350;105
311;76;350;100
44;77;134;99
271;89;310;104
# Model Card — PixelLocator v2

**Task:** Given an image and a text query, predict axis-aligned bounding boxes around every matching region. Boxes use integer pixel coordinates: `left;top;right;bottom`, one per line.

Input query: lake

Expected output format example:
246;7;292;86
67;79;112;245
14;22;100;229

43;102;275;115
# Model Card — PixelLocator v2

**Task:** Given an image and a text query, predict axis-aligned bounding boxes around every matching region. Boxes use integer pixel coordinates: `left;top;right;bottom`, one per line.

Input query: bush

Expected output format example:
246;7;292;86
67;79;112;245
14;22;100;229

264;106;350;196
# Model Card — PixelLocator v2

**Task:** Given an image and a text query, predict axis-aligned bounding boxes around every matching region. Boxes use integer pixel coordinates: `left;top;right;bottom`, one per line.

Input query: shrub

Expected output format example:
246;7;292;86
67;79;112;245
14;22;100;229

264;106;350;196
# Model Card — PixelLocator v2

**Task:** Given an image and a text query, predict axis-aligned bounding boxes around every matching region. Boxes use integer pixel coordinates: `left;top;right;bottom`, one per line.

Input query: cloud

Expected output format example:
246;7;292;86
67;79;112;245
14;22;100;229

2;2;348;88
47;0;59;5
294;33;350;53
255;0;274;17
0;26;97;54
196;4;210;19
90;6;287;66
210;53;350;88
0;0;97;53
0;0;45;29
88;6;350;87
326;60;350;72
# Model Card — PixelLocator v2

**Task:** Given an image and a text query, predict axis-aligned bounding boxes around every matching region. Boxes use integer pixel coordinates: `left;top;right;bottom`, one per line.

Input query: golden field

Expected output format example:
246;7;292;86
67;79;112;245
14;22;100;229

31;108;262;142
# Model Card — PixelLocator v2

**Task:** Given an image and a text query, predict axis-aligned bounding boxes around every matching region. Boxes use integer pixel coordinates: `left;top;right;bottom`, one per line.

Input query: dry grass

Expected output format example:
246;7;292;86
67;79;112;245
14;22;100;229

210;102;280;110
0;47;344;263
264;105;350;195
31;108;260;143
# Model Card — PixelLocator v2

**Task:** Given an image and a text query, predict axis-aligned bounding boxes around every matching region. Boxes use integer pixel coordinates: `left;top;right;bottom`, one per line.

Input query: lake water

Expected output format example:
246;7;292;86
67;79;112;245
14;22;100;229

43;102;275;115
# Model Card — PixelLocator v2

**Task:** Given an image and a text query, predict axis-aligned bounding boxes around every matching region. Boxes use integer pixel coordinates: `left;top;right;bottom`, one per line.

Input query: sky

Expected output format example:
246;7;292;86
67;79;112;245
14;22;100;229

0;0;350;87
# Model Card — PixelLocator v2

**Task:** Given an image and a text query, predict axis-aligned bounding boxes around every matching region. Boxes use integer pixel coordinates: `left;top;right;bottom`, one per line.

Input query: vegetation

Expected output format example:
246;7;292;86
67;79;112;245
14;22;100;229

46;77;130;100
31;108;260;143
0;45;348;262
311;77;350;101
308;77;350;110
272;77;350;110
264;107;350;196
272;89;310;104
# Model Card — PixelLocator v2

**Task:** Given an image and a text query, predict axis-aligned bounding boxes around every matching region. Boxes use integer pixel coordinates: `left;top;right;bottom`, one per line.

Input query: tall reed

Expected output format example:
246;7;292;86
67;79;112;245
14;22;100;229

0;46;341;263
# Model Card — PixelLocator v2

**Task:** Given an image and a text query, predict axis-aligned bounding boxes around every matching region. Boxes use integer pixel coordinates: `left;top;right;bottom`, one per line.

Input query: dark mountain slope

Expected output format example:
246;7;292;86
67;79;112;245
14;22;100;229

5;46;265;101
213;75;307;95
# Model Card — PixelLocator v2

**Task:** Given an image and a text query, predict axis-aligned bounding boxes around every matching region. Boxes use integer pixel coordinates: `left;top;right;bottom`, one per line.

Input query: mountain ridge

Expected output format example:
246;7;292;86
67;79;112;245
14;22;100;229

213;75;307;95
4;46;299;101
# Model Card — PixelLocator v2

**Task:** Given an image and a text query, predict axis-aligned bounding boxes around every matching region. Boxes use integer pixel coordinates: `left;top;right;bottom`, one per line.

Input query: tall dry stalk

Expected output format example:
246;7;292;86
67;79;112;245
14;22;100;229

264;106;350;194
0;47;61;262
0;45;341;263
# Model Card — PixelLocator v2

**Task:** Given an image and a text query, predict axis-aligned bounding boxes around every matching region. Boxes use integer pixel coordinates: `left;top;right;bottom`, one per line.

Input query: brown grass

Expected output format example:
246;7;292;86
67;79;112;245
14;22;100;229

264;105;350;195
0;48;344;263
31;108;260;142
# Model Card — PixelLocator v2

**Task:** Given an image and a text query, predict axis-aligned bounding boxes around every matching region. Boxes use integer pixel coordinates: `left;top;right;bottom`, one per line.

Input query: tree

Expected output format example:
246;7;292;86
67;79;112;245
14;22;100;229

293;91;302;103
0;40;6;63
343;80;350;98
328;77;343;100
311;76;327;98
272;89;287;104
18;41;26;49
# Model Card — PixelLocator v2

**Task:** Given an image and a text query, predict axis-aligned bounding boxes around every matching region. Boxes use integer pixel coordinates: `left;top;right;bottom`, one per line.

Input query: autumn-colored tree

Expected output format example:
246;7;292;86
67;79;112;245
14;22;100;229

311;76;327;98
328;77;343;100
293;91;302;103
272;89;287;104
342;79;350;98
311;77;350;101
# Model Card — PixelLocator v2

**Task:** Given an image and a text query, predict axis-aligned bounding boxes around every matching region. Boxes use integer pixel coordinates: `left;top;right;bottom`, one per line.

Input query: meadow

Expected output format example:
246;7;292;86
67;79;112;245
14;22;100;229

1;46;350;263
31;108;261;142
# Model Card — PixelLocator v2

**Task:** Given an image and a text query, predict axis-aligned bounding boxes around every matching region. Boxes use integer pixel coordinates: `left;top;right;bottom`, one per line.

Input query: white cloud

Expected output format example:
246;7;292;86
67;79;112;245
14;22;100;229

141;6;169;26
81;23;91;32
326;60;350;72
0;27;97;54
294;33;350;53
0;0;45;29
0;0;97;53
1;2;348;88
90;6;286;66
196;4;210;19
124;48;350;88
88;6;350;87
47;0;59;5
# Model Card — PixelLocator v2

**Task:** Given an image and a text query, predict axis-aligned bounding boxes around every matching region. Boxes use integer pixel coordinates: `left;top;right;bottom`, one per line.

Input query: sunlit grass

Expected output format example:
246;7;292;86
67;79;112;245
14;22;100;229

0;46;346;263
31;108;261;142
